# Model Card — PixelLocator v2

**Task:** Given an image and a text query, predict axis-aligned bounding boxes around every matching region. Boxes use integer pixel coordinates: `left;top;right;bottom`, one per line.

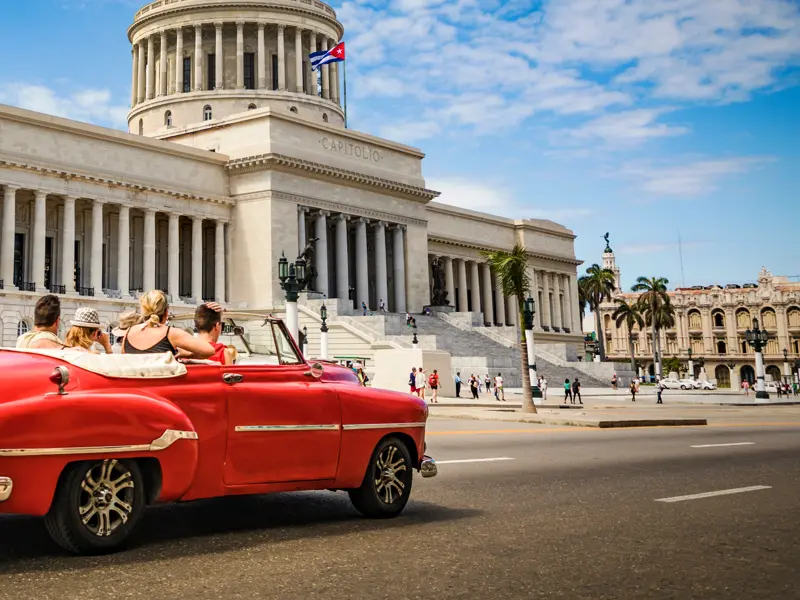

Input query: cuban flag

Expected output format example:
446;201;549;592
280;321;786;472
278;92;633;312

310;41;345;71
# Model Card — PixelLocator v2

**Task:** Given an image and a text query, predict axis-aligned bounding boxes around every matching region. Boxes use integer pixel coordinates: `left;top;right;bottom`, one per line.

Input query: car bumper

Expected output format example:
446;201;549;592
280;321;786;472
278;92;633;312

0;477;12;502
420;455;437;478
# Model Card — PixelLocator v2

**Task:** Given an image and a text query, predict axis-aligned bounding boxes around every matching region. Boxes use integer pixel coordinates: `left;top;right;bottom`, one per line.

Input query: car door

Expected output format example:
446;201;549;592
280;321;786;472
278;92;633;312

222;322;342;486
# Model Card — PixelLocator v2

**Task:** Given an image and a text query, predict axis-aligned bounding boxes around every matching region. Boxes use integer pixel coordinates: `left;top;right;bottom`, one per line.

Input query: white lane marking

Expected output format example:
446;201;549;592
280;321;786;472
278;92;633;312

436;457;515;464
656;485;772;503
691;442;755;448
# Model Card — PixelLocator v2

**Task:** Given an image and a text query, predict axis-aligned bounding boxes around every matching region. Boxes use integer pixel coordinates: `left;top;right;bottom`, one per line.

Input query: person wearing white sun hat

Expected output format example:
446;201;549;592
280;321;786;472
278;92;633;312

64;307;113;354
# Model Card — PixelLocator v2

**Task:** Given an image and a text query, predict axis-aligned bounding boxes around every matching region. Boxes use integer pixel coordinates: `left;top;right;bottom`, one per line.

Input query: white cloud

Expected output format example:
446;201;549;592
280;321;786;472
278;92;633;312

0;83;128;128
427;177;515;215
527;207;594;221
561;109;690;146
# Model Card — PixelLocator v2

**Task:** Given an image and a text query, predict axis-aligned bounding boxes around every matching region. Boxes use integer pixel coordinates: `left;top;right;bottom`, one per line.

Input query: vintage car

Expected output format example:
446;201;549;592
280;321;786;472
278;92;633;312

0;315;436;554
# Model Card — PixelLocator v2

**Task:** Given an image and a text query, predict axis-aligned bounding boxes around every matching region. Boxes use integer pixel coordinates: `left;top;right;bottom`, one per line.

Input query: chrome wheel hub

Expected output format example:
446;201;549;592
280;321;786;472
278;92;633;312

374;445;407;505
79;459;135;537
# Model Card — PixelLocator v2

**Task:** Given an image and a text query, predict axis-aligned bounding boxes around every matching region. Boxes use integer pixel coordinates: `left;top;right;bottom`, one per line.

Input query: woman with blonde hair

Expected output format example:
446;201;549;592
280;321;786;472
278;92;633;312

122;290;216;358
64;308;113;353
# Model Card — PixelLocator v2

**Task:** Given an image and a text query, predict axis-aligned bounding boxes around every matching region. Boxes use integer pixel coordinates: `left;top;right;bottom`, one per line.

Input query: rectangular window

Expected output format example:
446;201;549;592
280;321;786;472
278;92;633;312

207;54;216;90
271;54;278;90
183;57;192;93
244;52;255;89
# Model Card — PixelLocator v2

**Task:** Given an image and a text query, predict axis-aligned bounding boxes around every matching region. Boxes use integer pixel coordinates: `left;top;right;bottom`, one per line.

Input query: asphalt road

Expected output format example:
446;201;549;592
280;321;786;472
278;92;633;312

1;418;799;600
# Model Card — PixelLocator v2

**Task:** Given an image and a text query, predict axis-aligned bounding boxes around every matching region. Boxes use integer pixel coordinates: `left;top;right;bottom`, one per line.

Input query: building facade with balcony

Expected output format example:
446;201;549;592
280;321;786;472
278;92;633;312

0;0;583;355
598;248;800;388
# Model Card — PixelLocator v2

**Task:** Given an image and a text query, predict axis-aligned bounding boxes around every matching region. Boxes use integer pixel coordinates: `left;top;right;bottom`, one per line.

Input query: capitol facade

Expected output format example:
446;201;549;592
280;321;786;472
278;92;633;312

0;0;582;358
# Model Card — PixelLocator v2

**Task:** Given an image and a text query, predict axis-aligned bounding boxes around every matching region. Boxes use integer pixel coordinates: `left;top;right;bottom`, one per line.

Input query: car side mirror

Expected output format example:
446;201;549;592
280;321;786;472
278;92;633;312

304;362;324;379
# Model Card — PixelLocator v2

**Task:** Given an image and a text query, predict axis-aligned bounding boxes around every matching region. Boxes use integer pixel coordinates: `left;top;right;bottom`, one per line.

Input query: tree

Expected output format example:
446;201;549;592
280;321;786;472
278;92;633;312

662;355;682;378
578;264;616;360
632;276;673;378
612;298;645;372
482;244;535;413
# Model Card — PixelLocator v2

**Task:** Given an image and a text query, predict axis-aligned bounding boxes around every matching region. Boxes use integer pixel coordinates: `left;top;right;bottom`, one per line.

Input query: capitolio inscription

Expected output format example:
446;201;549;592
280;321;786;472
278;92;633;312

320;137;382;163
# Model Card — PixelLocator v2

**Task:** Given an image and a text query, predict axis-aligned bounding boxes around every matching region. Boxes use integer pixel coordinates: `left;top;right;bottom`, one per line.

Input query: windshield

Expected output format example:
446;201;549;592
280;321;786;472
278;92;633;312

272;322;303;365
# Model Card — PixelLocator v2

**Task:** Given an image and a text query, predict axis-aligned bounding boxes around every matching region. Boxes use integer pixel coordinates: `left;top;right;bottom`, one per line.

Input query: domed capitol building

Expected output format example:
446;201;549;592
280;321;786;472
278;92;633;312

0;0;594;383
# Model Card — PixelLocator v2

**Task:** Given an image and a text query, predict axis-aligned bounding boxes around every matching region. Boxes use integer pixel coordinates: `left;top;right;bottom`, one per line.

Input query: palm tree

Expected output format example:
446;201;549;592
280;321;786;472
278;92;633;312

612;298;645;372
631;276;672;378
482;244;535;413
578;264;616;360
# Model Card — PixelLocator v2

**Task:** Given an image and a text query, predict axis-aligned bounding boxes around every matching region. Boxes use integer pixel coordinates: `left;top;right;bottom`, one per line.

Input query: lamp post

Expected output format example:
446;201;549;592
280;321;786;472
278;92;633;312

697;356;706;379
319;303;329;360
523;296;542;399
782;348;790;385
686;348;694;380
278;251;310;343
744;317;770;399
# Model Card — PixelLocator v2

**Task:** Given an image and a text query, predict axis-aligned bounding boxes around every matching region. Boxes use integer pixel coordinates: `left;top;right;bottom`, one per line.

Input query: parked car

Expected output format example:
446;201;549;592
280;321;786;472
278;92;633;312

698;380;717;390
0;314;437;554
659;378;698;390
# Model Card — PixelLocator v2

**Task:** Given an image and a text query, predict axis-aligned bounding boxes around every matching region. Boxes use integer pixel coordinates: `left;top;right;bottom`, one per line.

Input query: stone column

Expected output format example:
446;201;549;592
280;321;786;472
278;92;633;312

541;272;551;329
392;225;406;312
457;259;468;312
192;216;203;301
131;48;139;107
331;61;339;104
159;30;168;96
314;211;329;296
194;25;203;92
277;25;286;91
145;35;155;100
374;221;388;310
309;33;318;96
570;275;581;334
215;23;224;90
257;23;266;89
215;220;226;303
31;191;47;292
90;200;105;296
561;274;572;331
1;186;17;288
552;274;563;331
168;213;180;301
116;205;131;297
236;22;245;89
295;28;304;93
507;295;518;326
444;256;455;308
355;218;369;308
137;42;146;103
143;208;156;292
175;27;184;93
467;261;479;315
482;263;494;325
335;214;349;301
61;196;76;293
320;38;330;100
494;273;506;326
297;206;306;255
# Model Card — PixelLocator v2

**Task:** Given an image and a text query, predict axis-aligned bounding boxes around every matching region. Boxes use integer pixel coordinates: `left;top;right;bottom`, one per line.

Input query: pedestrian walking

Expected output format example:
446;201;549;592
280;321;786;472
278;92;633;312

572;378;582;404
495;373;505;401
563;378;571;403
408;367;417;395
656;385;663;404
777;383;783;398
415;367;427;401
362;301;368;316
541;376;548;400
379;298;386;312
455;372;462;398
484;374;492;395
428;369;439;403
611;373;618;390
470;375;479;399
742;380;750;395
629;379;637;402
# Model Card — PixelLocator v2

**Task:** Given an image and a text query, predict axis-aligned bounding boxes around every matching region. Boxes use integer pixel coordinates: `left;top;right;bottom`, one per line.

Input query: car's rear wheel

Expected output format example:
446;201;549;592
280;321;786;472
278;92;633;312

44;458;146;554
348;436;413;519
680;385;686;390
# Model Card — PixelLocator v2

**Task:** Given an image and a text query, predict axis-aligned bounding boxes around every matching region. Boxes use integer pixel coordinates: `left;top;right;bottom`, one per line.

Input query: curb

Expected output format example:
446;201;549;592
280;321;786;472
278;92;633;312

428;413;708;428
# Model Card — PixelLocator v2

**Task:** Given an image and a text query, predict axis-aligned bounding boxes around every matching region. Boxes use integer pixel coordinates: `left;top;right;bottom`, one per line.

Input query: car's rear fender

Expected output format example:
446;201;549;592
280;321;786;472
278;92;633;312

0;392;199;516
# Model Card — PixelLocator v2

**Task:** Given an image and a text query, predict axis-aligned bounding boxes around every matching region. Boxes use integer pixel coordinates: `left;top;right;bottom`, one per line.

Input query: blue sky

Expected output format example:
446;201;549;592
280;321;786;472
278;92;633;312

0;0;798;291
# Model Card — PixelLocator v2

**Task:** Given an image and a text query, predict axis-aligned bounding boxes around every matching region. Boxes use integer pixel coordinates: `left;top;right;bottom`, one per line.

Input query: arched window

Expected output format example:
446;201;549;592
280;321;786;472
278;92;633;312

688;310;702;330
17;319;30;337
203;105;212;121
717;340;727;354
761;308;777;329
248;103;257;110
736;308;751;328
712;310;725;328
165;110;172;126
322;113;328;123
289;106;298;113
787;307;800;328
138;119;144;135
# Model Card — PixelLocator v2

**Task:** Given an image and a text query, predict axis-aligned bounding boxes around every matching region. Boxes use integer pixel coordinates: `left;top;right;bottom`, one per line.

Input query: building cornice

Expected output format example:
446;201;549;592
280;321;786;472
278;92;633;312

427;201;576;240
226;153;440;202
427;236;581;266
0;158;233;206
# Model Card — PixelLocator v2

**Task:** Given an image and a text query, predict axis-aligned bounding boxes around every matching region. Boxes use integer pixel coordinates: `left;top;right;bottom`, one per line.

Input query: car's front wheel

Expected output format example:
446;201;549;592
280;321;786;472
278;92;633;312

680;385;687;390
349;436;413;519
44;458;146;554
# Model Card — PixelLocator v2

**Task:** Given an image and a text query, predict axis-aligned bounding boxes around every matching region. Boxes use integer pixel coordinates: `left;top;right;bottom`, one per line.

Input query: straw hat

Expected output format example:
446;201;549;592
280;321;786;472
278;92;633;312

111;310;139;338
70;307;102;329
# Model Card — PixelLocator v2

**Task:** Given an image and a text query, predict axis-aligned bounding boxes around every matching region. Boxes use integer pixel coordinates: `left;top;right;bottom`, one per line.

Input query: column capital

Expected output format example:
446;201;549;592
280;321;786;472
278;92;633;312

297;205;309;214
277;23;286;31
315;210;330;218
215;21;224;30
373;220;387;229
34;190;47;200
143;207;158;216
215;218;229;226
389;222;406;231
236;20;245;29
356;217;370;224
3;184;19;193
91;197;107;206
62;194;78;203
335;213;350;222
257;21;266;31
192;214;205;223
195;23;203;32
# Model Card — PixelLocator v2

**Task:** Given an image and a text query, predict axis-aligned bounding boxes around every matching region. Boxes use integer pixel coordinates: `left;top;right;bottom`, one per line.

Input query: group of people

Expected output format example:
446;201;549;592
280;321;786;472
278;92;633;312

453;372;505;401
408;367;440;402
562;377;582;404
345;360;370;387
15;290;237;365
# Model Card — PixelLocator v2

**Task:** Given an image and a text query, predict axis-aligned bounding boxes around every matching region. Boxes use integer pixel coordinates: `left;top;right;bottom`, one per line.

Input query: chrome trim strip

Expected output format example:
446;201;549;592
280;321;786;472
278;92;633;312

342;422;426;431
0;429;198;457
234;424;340;432
0;477;12;502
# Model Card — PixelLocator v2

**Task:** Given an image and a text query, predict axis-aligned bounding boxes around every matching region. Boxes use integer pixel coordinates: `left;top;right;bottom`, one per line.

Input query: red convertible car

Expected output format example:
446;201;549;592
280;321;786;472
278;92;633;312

0;315;436;554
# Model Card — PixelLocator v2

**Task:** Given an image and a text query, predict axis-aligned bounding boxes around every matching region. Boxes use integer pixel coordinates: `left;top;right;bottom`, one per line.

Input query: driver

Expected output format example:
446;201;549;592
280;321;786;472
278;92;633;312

186;303;238;365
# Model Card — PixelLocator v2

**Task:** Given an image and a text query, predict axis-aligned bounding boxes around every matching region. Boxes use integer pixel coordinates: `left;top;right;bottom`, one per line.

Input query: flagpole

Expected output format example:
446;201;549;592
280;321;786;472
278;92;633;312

343;57;348;129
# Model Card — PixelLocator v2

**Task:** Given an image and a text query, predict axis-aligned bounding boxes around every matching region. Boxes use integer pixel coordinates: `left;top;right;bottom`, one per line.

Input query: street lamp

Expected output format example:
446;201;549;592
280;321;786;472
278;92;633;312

697;356;705;379
319;303;329;360
783;348;790;384
277;251;310;343
686;348;694;380
726;360;737;390
744;317;770;399
522;296;542;399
